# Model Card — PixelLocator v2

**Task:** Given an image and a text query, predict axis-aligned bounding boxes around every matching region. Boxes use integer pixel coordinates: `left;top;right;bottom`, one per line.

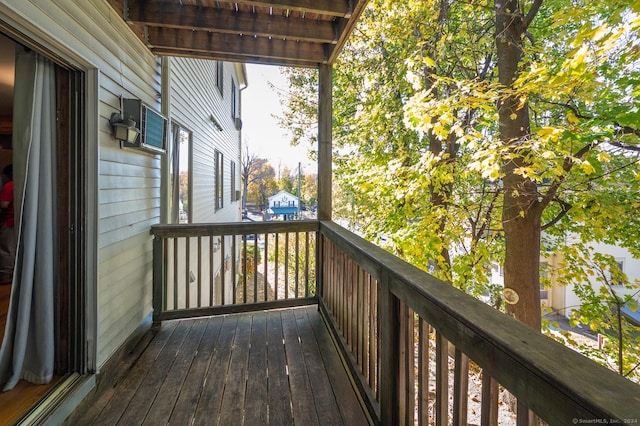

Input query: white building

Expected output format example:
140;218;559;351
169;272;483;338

268;190;299;220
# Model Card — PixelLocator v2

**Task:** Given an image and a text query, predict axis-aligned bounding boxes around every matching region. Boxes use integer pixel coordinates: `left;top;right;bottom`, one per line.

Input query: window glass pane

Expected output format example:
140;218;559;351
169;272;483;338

178;128;191;223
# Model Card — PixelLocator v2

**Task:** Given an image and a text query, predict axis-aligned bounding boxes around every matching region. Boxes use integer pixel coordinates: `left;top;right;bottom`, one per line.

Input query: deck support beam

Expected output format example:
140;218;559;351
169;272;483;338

318;64;332;221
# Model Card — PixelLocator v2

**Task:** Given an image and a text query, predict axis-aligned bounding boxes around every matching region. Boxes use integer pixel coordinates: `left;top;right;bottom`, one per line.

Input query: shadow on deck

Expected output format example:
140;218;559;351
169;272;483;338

66;306;368;425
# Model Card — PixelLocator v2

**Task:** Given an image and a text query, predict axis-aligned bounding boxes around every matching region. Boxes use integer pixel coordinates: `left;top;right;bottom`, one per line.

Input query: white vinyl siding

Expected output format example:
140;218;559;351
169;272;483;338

170;58;242;223
1;0;243;370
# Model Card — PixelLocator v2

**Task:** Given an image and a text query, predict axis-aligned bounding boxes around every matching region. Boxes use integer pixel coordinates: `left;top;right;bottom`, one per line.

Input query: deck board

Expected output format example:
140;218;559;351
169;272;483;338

295;307;345;426
91;321;179;426
118;320;192;425
65;306;369;426
218;313;251;425
266;310;295;425
142;318;208;425
244;311;268;425
168;316;223;425
192;315;238;426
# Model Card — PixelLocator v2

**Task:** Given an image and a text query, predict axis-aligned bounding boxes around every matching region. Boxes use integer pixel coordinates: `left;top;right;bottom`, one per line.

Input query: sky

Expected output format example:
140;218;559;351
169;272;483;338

241;64;317;175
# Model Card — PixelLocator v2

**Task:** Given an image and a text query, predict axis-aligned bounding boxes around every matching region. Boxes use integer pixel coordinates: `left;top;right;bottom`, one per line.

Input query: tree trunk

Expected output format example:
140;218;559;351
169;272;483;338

495;0;542;330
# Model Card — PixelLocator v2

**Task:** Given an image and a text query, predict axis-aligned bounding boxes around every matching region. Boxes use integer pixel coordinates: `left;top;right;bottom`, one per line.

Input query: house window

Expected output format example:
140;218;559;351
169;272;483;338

540;261;549;301
215;150;224;210
607;259;625;286
216;61;223;95
230;161;236;202
173;124;192;223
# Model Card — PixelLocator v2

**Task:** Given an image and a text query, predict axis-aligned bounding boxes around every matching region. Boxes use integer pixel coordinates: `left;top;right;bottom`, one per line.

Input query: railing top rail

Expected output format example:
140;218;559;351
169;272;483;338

319;220;640;425
151;220;320;238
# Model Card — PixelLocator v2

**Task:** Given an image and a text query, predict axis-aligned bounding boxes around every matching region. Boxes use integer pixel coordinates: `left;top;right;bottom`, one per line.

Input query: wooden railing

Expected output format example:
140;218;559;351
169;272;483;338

150;220;640;425
318;221;640;426
151;221;318;322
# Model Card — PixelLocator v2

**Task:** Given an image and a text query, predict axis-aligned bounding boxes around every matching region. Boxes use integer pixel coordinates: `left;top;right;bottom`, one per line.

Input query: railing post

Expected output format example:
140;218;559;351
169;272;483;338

318;64;332;221
152;234;164;326
379;270;398;425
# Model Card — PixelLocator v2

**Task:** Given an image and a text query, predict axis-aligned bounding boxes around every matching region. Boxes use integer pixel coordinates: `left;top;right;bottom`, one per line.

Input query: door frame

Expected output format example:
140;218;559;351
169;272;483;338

0;17;97;377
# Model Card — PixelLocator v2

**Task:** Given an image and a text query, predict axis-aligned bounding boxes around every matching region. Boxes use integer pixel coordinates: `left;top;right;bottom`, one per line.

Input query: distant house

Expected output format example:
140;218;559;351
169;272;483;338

546;242;640;319
268;190;299;220
486;240;640;323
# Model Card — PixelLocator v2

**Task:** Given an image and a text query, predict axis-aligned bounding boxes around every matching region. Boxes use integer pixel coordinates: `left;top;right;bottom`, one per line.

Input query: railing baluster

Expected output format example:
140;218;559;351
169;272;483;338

481;373;499;426
304;231;310;297
263;232;268;301
379;270;398;426
418;319;430;426
284;233;289;299
185;236;190;309
242;235;247;304
357;267;363;371
453;348;469;426
220;235;225;306
398;301;408;424
253;233;258;302
373;277;379;400
274;233;279;300
197;236;202;307
436;331;449;426
347;257;353;357
295;231;300;297
231;235;237;305
162;237;168;312
209;235;217;306
173;237;178;310
517;401;535;426
363;272;370;385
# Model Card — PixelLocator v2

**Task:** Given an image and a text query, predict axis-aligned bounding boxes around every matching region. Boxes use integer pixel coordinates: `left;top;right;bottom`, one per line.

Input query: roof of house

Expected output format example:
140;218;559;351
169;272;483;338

268;190;298;202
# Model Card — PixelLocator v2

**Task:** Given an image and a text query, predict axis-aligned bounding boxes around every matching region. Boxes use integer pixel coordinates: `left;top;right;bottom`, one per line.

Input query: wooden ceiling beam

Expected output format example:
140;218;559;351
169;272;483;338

128;2;339;44
146;27;329;65
221;0;353;18
152;50;321;68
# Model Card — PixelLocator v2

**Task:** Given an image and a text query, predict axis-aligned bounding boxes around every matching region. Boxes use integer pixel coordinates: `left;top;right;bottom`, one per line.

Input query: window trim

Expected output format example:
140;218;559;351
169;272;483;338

173;122;193;223
230;160;236;202
215;150;224;210
216;61;224;96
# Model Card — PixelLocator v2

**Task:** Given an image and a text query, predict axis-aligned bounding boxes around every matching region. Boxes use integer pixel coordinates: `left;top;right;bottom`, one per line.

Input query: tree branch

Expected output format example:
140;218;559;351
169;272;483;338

524;0;544;29
609;141;640;152
541;198;572;231
538;99;593;120
614;123;640;138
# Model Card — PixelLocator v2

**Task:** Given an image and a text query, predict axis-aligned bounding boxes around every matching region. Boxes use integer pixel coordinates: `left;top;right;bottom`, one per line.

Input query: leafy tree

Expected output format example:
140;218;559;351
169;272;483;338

279;0;640;374
544;245;640;382
404;0;640;328
301;173;318;208
278;166;295;193
246;162;277;209
241;145;272;209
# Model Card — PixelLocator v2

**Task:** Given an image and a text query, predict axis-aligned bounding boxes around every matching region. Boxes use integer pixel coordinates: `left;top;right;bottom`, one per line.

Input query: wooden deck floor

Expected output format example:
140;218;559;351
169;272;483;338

66;306;369;425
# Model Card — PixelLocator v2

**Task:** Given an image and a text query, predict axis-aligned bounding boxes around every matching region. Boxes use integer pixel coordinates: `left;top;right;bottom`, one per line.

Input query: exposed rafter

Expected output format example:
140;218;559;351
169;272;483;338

219;0;353;17
146;28;327;64
106;0;369;68
128;3;339;44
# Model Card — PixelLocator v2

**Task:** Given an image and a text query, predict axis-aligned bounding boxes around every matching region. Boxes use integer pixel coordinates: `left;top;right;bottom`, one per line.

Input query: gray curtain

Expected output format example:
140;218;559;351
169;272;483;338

0;48;56;391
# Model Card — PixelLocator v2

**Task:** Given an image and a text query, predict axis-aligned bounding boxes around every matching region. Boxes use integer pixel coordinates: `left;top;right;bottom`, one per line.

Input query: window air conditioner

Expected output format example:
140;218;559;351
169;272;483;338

121;98;167;154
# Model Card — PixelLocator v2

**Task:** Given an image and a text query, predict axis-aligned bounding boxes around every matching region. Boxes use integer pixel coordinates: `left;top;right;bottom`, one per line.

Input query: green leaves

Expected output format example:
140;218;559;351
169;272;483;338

279;0;640;376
